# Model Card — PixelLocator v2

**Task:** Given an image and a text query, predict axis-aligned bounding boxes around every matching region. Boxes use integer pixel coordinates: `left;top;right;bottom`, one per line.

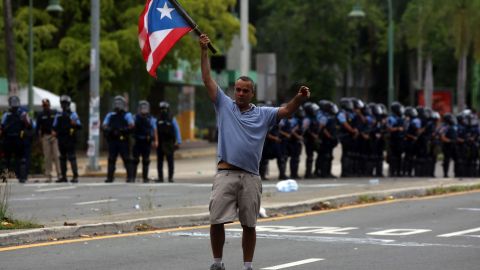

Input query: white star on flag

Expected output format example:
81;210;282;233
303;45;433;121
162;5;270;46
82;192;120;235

157;2;175;20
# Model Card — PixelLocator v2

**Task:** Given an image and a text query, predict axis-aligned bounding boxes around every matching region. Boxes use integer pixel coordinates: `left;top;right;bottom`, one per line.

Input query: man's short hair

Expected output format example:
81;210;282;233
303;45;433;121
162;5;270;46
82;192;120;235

237;76;256;93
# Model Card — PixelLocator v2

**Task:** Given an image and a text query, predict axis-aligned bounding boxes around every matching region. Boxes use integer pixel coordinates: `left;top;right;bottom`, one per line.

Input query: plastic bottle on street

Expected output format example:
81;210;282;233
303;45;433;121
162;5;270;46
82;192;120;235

276;179;299;192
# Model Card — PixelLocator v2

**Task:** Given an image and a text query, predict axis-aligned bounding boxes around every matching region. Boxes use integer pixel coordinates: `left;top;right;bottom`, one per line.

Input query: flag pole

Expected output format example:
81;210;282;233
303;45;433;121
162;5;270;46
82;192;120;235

169;0;217;54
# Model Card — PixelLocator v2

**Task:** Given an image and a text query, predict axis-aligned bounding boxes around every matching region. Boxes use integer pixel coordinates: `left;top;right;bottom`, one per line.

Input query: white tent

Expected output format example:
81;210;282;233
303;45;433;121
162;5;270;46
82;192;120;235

0;86;76;112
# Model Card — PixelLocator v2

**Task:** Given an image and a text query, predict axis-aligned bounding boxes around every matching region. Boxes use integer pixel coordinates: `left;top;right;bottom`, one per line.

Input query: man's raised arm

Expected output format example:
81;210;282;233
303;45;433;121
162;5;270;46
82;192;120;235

200;34;218;103
278;86;310;119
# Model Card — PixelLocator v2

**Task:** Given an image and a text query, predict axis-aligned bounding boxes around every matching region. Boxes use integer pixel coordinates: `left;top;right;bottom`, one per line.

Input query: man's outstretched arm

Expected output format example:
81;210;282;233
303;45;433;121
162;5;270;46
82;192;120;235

278;86;310;119
200;34;218;103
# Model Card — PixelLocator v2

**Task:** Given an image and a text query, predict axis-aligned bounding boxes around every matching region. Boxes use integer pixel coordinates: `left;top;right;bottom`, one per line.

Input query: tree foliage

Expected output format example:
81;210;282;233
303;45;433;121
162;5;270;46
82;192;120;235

2;0;240;97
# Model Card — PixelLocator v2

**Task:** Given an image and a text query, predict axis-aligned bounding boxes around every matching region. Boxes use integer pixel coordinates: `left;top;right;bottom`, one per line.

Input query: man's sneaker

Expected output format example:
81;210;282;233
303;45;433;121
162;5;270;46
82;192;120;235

209;262;225;270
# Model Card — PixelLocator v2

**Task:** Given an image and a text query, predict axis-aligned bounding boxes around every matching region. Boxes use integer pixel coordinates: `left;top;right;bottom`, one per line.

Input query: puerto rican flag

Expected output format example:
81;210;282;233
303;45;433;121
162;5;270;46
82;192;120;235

138;0;192;77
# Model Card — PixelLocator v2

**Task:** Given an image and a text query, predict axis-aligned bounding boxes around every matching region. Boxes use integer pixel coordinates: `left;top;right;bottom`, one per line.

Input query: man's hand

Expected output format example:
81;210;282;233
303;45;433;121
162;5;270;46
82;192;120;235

199;34;210;50
298;86;311;98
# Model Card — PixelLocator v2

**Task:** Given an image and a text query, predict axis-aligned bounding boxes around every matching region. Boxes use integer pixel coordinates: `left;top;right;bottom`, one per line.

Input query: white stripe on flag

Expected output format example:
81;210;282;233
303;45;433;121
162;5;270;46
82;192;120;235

146;29;172;71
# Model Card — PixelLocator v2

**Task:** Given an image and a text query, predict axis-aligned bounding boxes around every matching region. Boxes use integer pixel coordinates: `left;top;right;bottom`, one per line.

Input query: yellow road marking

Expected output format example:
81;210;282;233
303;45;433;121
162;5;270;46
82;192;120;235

1;189;478;252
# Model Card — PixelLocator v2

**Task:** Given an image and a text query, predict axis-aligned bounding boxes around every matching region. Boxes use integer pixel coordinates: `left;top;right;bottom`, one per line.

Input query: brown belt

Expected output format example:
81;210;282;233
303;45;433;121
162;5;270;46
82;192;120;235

217;161;244;171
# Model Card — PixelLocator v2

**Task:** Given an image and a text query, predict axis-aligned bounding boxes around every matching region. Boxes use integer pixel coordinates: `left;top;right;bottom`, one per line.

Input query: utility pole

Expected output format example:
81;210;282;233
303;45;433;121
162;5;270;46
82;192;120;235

87;0;101;171
3;0;18;96
240;0;250;76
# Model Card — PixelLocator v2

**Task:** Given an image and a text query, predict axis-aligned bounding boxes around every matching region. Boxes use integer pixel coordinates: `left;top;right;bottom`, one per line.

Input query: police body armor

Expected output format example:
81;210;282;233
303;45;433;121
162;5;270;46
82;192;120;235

134;115;152;141
56;112;78;140
108;112;129;141
2;111;25;139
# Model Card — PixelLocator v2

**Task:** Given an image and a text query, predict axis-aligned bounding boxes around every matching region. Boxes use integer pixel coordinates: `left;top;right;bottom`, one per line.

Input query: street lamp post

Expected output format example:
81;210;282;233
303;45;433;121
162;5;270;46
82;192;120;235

387;0;394;106
28;0;63;113
348;0;394;106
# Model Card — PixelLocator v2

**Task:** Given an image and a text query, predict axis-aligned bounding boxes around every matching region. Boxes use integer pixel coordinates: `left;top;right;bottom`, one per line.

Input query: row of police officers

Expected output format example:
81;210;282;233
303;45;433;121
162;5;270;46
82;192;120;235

260;98;480;179
0;95;181;183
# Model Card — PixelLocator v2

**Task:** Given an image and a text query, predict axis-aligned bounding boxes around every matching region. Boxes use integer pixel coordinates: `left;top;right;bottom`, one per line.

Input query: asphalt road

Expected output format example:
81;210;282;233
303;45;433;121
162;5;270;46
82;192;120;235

1;192;479;270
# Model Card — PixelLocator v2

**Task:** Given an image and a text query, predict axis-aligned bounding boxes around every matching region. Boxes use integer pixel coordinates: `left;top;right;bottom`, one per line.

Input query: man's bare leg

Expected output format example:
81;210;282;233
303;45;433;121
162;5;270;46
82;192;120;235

210;224;225;259
242;226;256;262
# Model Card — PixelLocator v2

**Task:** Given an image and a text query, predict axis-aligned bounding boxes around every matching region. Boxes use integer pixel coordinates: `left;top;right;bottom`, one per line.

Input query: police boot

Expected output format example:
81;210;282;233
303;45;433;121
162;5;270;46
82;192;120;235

131;159;139;182
126;161;135;183
57;157;68;183
18;158;28;183
290;160;300;179
305;158;314;179
277;157;288;180
142;160;150;183
105;158;116;183
70;158;79;183
443;161;450;178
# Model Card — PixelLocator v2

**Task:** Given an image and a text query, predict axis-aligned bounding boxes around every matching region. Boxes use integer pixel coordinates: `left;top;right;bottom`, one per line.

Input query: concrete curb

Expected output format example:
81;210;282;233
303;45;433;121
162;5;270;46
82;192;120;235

1;181;479;247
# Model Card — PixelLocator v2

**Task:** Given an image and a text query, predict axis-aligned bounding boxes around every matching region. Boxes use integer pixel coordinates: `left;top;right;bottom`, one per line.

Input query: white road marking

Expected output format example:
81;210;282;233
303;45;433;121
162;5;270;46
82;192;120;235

229;225;358;235
457;208;480;212
261;258;324;270
438;227;480;238
368;229;432;236
36;186;77;192
74;199;118;206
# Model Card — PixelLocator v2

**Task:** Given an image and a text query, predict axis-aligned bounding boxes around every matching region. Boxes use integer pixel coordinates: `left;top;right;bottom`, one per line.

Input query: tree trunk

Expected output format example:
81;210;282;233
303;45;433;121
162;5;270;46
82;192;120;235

456;50;468;112
3;0;18;96
424;53;434;109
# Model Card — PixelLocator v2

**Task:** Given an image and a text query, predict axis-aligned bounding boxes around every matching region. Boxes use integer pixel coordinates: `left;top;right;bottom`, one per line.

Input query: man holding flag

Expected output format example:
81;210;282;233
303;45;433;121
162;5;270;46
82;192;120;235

200;34;311;270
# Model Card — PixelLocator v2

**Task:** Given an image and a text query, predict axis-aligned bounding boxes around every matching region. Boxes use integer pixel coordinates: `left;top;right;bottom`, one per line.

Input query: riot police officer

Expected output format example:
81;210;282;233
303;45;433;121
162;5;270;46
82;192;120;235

464;111;479;176
0;96;31;183
337;98;358;177
277;105;292;180
455;112;468;177
427;111;442;177
286;107;304;179
369;103;387;177
302;102;320;178
52;95;82;183
414;107;430;177
36;98;61;182
440;113;457;178
318;101;338;178
387;102;405;177
103;96;135;183
132;101;158;183
403;107;421;177
156;101;181;182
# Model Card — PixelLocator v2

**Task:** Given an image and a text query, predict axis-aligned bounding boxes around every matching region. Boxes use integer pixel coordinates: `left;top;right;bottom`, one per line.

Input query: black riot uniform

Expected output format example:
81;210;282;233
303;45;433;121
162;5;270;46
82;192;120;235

427;112;442;177
156;101;181;183
387;102;405;177
53;95;82;183
103;96;134;183
440;113;457;178
132;101;157;183
369;103;387;177
414;107;430;176
464;112;479;176
302;102;320;178
318;101;338;178
286;108;304;179
337;98;357;177
0;96;31;183
455;113;468;177
402;107;421;177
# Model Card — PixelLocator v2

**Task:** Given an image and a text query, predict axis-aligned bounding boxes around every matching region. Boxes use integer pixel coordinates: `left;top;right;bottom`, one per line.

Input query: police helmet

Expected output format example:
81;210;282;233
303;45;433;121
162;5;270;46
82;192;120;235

318;100;330;112
456;113;466;126
323;101;338;116
443;113;457;125
352;98;365;110
113;96;126;111
404;106;418;118
390;101;404;117
159;101;170;110
303;102;319;117
295;106;305;119
423;108;432;119
138;100;150;114
416;106;426;120
466;114;479;127
8;95;21;108
339;98;354;111
369;103;382;117
431;111;440;121
60;95;71;110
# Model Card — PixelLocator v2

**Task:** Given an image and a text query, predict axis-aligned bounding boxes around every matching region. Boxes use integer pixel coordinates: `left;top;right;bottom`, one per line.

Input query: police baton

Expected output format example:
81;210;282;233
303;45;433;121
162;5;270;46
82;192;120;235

169;0;217;54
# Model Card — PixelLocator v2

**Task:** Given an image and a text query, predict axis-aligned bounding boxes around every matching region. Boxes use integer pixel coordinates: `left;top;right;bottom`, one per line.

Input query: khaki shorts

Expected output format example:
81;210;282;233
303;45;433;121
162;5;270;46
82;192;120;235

209;170;262;227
